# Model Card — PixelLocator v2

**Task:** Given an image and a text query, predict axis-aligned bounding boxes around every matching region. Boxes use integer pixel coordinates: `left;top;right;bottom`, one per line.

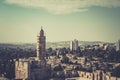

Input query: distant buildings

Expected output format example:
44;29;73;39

70;39;78;51
116;39;120;51
14;28;120;80
15;28;50;80
66;70;120;80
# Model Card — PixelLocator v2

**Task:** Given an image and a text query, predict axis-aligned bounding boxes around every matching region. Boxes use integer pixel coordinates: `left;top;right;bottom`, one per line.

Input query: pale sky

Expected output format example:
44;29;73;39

0;0;120;43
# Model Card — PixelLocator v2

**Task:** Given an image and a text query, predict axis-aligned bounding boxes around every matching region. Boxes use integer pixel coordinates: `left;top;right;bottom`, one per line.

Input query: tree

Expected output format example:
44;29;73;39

112;65;120;77
61;56;69;63
53;64;63;71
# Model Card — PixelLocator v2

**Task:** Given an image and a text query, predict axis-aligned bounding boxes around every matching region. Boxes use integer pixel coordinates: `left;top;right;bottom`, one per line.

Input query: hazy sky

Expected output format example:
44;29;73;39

0;0;120;43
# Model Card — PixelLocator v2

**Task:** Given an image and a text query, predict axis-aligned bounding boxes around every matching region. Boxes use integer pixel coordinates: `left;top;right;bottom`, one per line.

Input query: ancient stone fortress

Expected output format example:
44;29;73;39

15;28;50;80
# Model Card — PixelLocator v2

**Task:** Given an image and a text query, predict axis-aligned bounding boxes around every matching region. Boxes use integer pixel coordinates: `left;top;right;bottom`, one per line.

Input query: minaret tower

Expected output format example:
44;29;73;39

37;27;46;61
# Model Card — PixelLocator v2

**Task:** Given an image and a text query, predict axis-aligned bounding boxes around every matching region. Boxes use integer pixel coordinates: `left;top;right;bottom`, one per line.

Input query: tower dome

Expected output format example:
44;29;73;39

40;27;44;36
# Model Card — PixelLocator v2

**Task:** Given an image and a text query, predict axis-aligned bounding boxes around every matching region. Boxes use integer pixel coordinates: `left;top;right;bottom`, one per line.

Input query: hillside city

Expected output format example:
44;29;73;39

0;28;120;80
